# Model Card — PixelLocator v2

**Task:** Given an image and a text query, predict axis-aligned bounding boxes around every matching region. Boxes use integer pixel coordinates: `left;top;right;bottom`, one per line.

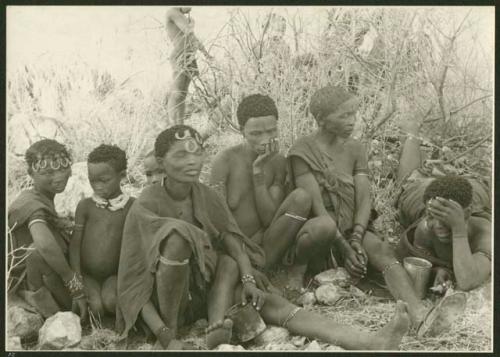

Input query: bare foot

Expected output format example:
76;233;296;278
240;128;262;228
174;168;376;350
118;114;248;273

206;319;233;349
408;304;428;328
370;300;410;350
154;339;197;350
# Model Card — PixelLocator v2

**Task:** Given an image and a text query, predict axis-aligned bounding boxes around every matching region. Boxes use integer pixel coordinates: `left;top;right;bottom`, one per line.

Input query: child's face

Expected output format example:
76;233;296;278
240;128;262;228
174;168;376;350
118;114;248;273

159;140;204;184
143;156;164;185
322;98;359;138
242;115;279;155
31;156;71;195
88;162;124;199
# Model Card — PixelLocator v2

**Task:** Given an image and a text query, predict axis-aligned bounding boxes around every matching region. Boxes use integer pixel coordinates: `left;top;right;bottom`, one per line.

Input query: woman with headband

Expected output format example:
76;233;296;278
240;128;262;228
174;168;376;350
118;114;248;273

8;139;88;322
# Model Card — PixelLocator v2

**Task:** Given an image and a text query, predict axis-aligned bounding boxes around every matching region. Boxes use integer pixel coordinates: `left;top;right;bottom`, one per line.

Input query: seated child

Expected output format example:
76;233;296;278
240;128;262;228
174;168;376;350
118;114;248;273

143;150;165;185
116;125;410;351
70;144;134;320
8;139;87;320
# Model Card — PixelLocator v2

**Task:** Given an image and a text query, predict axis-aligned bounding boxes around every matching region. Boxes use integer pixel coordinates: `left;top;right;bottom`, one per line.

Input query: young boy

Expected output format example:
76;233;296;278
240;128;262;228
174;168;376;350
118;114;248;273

209;94;327;289
143;150;165;185
70;144;134;320
116;124;410;351
8;139;87;320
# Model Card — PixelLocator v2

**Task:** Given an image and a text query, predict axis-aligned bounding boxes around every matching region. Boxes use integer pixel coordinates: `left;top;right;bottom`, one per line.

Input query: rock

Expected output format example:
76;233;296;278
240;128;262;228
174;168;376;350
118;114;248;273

7;336;22;350
8;306;44;341
215;344;245;351
264;342;297;351
304;340;322;351
136;343;154;350
314;268;351;288
254;326;290;346
297;292;316;307
325;344;345;351
39;312;81;350
291;335;307;347
315;284;345;306
349;285;366;298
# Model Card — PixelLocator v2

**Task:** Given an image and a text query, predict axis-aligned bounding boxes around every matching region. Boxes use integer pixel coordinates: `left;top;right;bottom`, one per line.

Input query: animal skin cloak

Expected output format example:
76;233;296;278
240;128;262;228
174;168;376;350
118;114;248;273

8;189;71;289
116;182;265;336
287;135;357;234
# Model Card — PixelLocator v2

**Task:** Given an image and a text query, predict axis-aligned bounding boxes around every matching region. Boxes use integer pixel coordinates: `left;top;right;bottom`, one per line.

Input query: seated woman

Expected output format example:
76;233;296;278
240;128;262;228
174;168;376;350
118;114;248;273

8;139;87;320
116;125;410;351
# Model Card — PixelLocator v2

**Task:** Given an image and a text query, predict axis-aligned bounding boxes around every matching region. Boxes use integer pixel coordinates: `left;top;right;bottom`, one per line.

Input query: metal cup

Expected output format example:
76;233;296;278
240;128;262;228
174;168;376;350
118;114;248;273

403;257;433;299
225;303;266;342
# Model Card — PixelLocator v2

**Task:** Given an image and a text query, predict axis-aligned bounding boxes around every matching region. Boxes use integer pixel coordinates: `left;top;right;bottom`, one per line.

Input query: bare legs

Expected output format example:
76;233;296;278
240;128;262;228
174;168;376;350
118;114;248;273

363;232;427;326
287;216;337;290
206;255;238;349
154;233;191;348
262;188;312;268
83;275;117;318
397;120;423;183
262;188;338;290
245;287;410;350
25;249;71;311
167;69;192;125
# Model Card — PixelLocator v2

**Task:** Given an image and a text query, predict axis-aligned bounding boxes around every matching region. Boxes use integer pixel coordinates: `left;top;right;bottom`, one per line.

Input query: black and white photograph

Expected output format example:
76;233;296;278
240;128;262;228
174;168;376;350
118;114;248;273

5;5;494;352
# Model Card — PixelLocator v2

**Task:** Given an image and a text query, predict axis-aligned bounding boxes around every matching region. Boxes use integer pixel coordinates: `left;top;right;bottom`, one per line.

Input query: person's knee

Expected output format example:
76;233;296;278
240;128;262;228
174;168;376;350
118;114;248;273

160;232;192;261
215;255;239;283
363;233;396;270
287;188;312;216
101;277;117;314
25;250;50;289
299;216;337;244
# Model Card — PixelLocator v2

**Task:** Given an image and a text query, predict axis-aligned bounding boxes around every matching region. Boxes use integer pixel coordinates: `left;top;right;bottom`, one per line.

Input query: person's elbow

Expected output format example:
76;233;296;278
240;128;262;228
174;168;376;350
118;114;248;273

456;273;486;292
456;279;479;292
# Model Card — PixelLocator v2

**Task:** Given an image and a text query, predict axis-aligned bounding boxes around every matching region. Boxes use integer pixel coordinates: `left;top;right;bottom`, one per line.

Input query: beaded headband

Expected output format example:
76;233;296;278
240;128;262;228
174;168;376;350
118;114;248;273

174;129;204;153
31;154;72;173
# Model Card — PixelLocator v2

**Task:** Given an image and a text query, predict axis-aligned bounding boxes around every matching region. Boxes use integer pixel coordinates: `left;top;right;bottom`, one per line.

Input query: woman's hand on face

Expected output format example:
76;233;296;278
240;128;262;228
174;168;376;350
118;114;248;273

427;197;467;233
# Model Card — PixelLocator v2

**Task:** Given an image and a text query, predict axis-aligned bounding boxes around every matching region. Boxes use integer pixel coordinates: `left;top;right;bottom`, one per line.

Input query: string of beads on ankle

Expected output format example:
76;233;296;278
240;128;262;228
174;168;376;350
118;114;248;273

382;261;401;276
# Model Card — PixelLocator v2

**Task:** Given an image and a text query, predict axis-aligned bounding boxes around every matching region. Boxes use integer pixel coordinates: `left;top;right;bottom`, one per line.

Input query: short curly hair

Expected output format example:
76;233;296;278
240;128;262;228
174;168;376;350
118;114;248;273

155;124;203;158
25;139;71;174
236;94;278;128
88;144;127;172
423;176;473;208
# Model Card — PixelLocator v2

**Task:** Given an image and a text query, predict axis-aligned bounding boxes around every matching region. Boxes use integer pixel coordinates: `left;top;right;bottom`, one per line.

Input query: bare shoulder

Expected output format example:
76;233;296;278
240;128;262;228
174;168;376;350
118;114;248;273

469;216;491;236
214;144;246;166
346;138;366;151
76;198;92;212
